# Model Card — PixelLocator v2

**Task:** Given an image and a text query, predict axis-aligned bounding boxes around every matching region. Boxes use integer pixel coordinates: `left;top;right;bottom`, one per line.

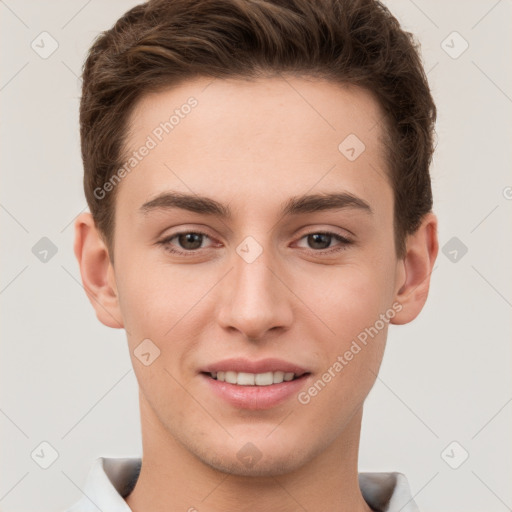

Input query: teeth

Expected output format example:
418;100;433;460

210;370;299;385
255;372;273;386
224;371;237;384
237;372;255;385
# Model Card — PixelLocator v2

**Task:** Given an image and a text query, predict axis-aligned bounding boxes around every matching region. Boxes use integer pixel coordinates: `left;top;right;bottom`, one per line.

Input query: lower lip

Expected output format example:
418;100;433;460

201;373;310;410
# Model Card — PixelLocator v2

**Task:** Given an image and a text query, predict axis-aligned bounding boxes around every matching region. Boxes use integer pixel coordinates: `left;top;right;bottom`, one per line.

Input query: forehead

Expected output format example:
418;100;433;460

118;75;392;220
126;75;387;155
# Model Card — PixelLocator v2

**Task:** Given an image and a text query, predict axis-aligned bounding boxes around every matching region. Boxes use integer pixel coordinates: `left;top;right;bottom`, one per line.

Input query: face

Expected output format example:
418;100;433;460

102;76;406;475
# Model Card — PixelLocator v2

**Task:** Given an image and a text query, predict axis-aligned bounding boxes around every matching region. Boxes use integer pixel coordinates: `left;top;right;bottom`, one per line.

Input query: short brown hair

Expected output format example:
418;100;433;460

80;0;437;261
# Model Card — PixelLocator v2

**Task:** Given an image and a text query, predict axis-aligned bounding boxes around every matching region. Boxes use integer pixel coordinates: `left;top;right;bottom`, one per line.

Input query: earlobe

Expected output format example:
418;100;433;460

73;212;124;329
391;213;438;325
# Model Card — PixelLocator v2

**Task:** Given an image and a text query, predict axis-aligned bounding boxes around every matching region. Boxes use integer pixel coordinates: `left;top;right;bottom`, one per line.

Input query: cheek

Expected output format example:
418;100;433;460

307;263;394;339
116;267;203;412
298;261;394;401
116;261;199;337
296;302;388;436
115;263;207;388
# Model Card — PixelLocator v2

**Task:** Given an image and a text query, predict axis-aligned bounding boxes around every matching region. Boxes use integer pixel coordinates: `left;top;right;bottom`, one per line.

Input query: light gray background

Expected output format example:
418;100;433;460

1;1;511;511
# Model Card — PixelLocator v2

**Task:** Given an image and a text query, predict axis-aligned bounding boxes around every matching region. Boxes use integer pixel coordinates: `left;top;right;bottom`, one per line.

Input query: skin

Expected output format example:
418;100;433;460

74;75;438;512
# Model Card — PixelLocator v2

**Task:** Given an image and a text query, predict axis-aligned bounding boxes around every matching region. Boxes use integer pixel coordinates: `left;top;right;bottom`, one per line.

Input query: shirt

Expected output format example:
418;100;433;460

64;457;420;512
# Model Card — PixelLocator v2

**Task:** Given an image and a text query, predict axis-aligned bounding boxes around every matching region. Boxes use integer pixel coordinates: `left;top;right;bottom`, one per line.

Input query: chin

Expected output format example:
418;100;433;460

185;432;316;478
202;449;309;478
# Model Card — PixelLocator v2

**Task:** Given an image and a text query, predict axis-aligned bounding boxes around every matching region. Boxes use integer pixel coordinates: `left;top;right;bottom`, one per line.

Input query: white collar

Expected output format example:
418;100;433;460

65;457;420;512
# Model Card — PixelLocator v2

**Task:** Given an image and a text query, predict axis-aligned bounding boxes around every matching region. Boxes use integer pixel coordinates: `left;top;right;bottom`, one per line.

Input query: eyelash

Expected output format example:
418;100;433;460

157;230;353;257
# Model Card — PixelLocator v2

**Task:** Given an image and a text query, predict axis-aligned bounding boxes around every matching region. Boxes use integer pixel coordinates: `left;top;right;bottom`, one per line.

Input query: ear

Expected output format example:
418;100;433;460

73;212;124;329
391;212;438;325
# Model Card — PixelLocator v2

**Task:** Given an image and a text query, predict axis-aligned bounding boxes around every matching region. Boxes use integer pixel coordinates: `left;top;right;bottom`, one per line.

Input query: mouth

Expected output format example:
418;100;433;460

199;358;311;410
203;370;307;386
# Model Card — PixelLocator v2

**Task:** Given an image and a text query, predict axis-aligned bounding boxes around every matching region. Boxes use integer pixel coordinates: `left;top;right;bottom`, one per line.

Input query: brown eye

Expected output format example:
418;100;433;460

176;232;204;250
158;231;213;256
296;231;353;254
307;233;333;250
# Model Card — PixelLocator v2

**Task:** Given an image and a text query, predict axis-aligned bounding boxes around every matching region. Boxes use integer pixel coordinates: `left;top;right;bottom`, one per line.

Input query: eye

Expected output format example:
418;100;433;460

158;231;214;256
296;231;353;254
157;230;353;257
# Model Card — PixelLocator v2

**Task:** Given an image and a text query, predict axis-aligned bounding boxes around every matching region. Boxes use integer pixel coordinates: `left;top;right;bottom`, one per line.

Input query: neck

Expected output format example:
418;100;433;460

126;394;373;512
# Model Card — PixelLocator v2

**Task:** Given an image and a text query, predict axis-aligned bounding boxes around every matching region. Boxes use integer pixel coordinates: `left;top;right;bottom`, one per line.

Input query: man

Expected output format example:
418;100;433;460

68;0;438;510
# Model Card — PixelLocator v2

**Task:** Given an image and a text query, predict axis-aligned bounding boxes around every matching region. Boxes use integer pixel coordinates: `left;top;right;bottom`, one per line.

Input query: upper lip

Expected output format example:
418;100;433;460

201;358;309;376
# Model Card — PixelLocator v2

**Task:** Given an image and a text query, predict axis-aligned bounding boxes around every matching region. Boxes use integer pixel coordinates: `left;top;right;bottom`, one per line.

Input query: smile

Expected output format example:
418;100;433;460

207;370;301;386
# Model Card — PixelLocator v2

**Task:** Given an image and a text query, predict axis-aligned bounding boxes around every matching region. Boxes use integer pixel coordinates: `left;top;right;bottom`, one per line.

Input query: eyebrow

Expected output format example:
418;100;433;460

139;191;373;218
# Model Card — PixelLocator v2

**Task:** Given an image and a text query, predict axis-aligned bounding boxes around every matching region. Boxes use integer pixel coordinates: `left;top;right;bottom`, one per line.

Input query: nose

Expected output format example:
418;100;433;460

216;242;294;342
